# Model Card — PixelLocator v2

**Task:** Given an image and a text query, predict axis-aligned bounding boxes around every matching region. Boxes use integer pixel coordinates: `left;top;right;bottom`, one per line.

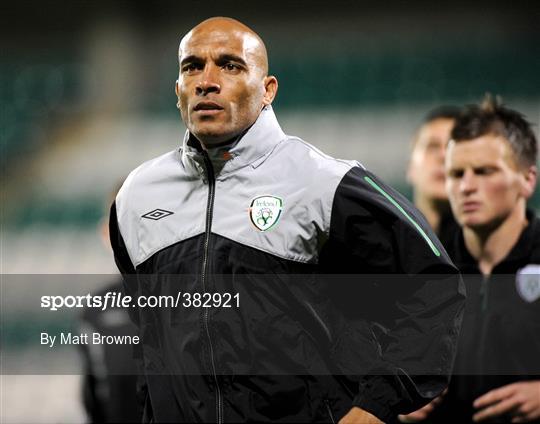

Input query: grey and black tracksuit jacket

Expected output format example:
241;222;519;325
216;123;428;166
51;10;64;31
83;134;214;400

110;107;465;423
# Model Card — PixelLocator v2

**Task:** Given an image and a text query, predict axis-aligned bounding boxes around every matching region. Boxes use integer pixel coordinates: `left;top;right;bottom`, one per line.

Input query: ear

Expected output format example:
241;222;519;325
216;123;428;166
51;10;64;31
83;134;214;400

175;79;180;97
520;165;537;199
99;217;112;251
262;76;278;106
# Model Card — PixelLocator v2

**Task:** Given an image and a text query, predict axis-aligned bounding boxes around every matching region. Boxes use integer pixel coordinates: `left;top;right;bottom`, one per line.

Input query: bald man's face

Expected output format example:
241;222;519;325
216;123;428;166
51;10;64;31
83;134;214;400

176;23;276;146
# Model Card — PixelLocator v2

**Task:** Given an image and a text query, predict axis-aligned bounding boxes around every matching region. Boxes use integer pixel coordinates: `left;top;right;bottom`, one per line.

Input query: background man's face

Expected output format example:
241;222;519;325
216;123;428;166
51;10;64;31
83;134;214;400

408;118;454;200
445;135;525;230
177;27;266;145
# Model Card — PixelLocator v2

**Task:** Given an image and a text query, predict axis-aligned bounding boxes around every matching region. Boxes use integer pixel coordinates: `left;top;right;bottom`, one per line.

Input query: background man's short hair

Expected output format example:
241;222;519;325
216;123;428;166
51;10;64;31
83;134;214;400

410;105;460;149
451;94;538;168
423;105;461;124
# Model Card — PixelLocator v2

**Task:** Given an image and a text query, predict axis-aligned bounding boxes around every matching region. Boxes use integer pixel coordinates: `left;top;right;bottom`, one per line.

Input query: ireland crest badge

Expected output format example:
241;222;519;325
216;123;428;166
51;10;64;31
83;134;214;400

249;195;283;232
516;264;540;303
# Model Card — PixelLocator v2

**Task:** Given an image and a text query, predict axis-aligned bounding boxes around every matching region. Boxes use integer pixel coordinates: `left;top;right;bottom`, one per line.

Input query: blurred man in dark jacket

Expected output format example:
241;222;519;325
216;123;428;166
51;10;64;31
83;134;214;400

407;106;460;245
79;187;140;423
403;97;539;423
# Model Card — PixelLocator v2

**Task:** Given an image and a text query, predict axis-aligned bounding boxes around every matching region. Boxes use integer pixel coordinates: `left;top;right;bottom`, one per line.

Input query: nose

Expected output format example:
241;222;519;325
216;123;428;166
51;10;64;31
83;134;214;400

459;168;477;195
195;65;221;96
438;144;447;163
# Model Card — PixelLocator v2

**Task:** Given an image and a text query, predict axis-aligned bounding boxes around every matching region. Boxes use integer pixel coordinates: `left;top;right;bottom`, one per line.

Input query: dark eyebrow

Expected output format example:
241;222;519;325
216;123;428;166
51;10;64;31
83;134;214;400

180;55;203;67
216;54;247;67
180;53;248;69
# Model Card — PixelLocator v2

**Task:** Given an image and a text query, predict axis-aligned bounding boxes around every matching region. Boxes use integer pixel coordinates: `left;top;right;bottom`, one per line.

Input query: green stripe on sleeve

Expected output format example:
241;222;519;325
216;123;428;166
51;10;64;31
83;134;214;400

364;176;441;257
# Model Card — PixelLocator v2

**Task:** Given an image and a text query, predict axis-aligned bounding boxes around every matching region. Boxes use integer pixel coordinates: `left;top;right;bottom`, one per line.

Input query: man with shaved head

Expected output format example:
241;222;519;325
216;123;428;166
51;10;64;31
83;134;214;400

110;17;464;423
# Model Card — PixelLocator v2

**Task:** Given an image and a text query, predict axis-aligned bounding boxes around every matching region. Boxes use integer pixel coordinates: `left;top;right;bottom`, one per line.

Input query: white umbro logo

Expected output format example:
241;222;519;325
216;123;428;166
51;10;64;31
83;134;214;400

141;209;174;220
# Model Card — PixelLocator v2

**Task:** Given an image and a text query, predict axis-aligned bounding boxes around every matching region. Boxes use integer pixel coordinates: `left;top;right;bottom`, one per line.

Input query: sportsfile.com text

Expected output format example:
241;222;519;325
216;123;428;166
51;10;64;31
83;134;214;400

40;291;240;311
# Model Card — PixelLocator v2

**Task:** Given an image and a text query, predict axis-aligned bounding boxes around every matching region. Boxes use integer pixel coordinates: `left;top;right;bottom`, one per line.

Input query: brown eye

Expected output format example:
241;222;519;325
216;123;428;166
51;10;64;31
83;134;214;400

223;63;239;72
474;167;496;176
449;170;464;179
182;63;200;74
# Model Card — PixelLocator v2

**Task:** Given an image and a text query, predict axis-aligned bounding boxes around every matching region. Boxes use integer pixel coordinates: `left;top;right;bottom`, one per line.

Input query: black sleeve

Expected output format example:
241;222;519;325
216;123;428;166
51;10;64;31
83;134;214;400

322;166;466;422
109;200;149;419
109;201;136;275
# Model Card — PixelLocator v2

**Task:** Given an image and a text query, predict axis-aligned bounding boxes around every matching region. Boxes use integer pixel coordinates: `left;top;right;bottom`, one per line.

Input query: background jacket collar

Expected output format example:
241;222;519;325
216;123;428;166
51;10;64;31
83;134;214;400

452;209;539;273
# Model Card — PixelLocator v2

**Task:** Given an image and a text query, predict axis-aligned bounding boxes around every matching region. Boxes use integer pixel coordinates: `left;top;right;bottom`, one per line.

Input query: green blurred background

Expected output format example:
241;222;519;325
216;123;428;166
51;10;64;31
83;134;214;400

2;1;539;246
1;1;539;420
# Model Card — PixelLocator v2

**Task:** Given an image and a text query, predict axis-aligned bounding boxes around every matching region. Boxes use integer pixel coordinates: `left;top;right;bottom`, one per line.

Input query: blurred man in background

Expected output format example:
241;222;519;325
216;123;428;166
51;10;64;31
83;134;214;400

407;106;460;244
441;96;540;423
399;107;461;423
78;185;140;423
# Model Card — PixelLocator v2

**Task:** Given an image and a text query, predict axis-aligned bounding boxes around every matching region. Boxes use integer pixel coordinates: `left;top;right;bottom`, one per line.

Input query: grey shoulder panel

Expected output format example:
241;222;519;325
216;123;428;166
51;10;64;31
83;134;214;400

115;150;207;267
116;135;361;267
212;136;357;263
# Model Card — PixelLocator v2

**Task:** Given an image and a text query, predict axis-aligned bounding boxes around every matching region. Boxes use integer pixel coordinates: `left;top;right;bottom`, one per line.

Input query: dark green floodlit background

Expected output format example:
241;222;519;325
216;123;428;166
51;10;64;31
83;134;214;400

2;1;539;237
1;0;539;422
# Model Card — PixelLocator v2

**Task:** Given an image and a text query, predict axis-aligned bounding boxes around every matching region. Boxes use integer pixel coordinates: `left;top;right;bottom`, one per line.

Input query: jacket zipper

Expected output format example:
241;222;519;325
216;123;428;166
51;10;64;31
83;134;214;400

201;151;223;424
480;274;489;312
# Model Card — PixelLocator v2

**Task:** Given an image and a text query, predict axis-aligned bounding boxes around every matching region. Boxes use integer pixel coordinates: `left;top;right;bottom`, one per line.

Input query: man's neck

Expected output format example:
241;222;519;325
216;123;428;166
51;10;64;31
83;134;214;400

463;203;528;276
204;137;239;151
414;194;450;235
196;120;255;151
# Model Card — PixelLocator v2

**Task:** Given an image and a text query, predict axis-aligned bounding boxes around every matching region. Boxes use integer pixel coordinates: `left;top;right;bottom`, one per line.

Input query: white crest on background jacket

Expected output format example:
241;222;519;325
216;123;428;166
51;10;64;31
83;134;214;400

516;264;540;303
249;195;283;231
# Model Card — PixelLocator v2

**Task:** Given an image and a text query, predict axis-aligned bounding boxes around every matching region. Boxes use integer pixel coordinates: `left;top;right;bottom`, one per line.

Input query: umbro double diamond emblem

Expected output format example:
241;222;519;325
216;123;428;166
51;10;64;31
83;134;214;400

141;209;174;220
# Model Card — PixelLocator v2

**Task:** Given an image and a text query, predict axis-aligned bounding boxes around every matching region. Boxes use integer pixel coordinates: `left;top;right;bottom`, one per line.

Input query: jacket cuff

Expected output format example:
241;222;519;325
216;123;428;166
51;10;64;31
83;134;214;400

352;376;398;424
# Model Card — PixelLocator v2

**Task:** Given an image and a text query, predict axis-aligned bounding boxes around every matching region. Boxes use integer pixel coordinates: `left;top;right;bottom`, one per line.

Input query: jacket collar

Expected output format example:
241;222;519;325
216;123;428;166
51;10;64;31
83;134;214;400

452;209;539;273
179;106;286;178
